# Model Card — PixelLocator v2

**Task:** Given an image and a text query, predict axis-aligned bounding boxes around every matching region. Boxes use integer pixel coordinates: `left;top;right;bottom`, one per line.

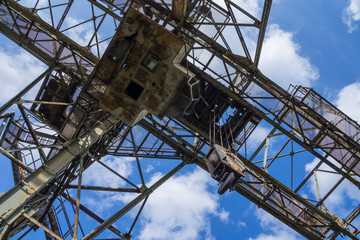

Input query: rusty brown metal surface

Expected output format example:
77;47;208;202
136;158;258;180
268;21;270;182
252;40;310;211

205;144;246;181
0;1;359;239
89;8;194;126
172;0;188;21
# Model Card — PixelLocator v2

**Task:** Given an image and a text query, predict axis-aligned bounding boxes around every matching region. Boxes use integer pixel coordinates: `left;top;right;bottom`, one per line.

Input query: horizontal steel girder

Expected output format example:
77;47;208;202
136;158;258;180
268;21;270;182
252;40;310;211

0;0;358;239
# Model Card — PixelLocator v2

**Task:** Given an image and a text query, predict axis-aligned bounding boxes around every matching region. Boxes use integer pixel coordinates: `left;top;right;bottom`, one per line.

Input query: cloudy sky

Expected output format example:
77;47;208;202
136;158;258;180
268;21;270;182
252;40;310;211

0;0;360;239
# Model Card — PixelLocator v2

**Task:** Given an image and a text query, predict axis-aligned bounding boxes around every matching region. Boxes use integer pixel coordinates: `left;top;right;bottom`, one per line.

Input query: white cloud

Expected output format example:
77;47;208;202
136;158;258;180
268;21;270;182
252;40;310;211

248;208;301;240
145;164;154;173
197;0;319;91
237;220;247;227
210;4;319;90
17;0;47;8
137;167;227;240
335;82;360;122
0;47;46;105
246;125;271;149
235;0;261;20
82;156;134;188
213;0;261;18
259;24;319;89
64;16;94;47
343;0;360;33
216;209;230;222
81;166;228;238
80;156;135;214
304;158;360;217
63;16;109;56
249;230;299;240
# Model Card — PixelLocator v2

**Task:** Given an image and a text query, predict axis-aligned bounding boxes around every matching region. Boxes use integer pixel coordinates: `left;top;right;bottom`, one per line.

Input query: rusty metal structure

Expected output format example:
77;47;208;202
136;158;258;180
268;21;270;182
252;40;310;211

0;0;359;239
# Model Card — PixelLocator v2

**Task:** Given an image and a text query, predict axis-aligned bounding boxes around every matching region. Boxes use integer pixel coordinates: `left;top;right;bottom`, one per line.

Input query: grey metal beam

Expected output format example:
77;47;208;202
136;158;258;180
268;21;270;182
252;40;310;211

0;0;358;239
253;0;272;69
0;222;14;240
62;193;125;238
327;205;360;240
66;185;140;193
172;0;188;21
0;21;53;65
186;61;360;189
0;146;33;173
22;213;63;240
18;105;48;162
139;118;357;239
0;114;118;228
4;0;98;65
87;0;122;21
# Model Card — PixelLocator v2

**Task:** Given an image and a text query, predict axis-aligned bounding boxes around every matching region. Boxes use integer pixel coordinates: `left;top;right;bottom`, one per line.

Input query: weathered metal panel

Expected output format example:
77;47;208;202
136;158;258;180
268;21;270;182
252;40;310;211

92;8;194;126
172;0;187;21
206;144;246;179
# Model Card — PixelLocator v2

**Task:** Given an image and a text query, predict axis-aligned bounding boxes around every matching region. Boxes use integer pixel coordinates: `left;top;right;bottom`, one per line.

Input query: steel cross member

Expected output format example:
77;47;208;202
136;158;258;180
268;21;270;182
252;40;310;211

0;115;119;230
82;159;189;240
0;0;358;239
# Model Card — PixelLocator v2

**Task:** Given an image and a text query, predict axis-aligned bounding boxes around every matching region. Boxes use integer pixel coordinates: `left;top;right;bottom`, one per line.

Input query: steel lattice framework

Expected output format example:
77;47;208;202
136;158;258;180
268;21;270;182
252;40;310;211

0;0;359;239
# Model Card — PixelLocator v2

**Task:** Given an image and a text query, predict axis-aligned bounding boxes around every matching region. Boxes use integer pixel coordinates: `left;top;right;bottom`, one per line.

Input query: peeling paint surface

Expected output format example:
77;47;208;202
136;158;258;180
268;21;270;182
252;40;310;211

89;8;193;126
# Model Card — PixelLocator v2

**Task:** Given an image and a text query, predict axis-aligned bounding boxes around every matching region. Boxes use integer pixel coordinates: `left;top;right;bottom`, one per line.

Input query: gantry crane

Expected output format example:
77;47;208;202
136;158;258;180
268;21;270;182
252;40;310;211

0;0;359;239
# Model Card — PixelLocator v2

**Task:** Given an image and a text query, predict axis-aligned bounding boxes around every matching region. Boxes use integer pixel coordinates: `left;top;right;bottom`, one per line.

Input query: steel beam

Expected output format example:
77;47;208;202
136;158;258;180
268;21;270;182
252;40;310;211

3;0;98;64
0;68;53;115
62;193;125;238
186;61;360;189
0;0;358;239
18;105;48;162
0;115;118;228
253;0;272;69
172;0;188;21
81;160;188;240
88;0;122;21
66;185;140;193
0;146;33;173
139;118;358;239
22;213;62;240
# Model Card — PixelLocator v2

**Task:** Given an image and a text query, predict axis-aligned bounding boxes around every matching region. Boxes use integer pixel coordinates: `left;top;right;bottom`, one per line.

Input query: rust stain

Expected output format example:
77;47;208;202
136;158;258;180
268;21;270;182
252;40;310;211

100;78;139;122
134;68;148;86
152;42;167;60
95;60;116;83
92;7;193;126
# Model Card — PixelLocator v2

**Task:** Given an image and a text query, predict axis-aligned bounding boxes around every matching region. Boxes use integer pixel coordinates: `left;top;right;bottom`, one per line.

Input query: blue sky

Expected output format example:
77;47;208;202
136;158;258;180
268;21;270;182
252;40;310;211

0;0;360;239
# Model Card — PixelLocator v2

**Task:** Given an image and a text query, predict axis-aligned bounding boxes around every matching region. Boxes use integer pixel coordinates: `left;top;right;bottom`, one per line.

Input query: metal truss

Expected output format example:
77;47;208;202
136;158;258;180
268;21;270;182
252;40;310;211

0;0;359;239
